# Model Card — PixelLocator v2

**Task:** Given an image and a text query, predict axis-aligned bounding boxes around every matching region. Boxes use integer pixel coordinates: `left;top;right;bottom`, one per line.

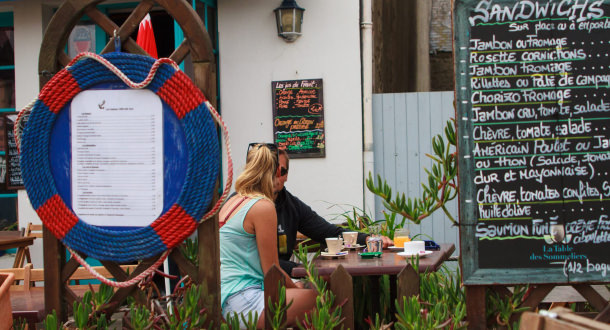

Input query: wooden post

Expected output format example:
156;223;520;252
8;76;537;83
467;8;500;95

466;285;486;330
330;264;354;330
414;0;431;91
43;226;65;319
264;264;286;330
199;218;221;327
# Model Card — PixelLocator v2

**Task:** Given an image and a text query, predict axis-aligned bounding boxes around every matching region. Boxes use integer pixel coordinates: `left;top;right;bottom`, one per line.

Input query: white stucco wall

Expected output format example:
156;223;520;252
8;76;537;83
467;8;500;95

218;0;364;221
2;0;365;268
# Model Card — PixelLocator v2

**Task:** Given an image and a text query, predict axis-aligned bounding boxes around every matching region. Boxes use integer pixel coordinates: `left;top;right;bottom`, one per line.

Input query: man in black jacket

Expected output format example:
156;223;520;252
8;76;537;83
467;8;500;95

275;150;392;274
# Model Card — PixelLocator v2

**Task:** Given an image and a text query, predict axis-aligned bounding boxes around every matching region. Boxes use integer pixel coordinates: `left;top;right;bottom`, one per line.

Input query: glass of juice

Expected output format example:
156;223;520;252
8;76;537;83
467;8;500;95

393;228;411;247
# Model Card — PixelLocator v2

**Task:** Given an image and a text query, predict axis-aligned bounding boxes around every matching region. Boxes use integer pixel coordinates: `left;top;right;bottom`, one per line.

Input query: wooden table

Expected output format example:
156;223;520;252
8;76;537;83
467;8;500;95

0;231;36;268
291;243;455;277
291;243;456;328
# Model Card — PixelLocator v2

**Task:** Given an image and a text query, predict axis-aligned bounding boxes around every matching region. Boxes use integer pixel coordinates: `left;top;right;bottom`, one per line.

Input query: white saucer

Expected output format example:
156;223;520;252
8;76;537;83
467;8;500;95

397;250;433;258
388;246;404;251
321;251;348;258
344;244;365;250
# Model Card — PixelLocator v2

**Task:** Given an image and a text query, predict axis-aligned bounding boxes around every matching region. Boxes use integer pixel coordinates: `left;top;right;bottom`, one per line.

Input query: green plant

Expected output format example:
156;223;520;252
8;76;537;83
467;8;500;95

221;310;259;329
293;244;345;329
393;263;466;330
166;284;208;329
68;285;116;329
267;283;292;329
339;206;406;239
486;285;530;329
366;119;458;225
364;313;393;329
180;237;199;266
299;290;344;330
12;317;27;330
44;310;61;330
124;303;152;330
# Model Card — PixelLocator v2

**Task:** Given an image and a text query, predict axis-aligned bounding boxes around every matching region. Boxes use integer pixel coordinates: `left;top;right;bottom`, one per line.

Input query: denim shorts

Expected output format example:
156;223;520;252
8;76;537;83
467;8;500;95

222;285;264;325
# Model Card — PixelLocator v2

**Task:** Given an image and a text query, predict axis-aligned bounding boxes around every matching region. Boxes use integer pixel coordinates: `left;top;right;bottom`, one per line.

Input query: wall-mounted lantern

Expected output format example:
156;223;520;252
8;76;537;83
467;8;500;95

274;0;305;42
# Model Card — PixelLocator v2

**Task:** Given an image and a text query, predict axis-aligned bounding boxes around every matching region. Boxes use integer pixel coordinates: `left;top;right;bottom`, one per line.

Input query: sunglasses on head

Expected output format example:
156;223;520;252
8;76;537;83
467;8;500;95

247;143;279;169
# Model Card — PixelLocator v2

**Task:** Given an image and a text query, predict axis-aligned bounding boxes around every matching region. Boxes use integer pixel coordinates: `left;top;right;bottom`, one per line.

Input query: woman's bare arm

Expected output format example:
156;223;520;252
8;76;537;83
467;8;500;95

244;199;297;288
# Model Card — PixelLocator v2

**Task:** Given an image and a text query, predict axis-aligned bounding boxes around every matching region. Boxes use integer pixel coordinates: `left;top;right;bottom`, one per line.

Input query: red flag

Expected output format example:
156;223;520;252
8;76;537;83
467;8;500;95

137;14;158;58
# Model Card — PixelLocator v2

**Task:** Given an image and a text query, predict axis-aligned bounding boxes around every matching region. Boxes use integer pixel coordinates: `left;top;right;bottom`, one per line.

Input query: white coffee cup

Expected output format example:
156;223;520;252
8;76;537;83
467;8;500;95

403;241;425;255
325;237;343;254
342;232;358;247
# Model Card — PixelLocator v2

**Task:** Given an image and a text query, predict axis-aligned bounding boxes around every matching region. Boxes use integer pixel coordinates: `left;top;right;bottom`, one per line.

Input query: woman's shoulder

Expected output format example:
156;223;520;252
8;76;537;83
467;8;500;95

250;198;275;211
246;198;275;218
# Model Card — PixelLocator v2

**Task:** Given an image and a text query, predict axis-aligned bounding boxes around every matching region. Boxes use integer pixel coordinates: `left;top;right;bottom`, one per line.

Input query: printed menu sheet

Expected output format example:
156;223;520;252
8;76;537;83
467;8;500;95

71;89;163;227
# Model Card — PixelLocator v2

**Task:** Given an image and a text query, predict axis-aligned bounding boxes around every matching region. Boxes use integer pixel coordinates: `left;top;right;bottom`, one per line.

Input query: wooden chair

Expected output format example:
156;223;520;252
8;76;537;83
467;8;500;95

13;223;43;269
1;263;137;327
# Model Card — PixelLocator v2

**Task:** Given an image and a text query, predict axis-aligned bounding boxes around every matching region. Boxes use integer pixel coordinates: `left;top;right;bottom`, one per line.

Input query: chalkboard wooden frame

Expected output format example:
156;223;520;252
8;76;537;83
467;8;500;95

272;79;325;158
4;112;23;190
454;0;610;285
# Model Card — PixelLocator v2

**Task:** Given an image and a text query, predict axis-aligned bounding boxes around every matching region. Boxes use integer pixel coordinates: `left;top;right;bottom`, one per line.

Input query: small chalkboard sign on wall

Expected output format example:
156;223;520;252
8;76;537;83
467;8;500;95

454;0;610;284
4;113;24;189
272;79;325;158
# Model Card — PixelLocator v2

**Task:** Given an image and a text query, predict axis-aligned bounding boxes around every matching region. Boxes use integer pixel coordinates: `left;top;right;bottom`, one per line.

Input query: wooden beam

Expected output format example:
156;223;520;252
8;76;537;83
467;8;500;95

43;226;66;320
199;218;221;327
509;285;555;325
572;284;608;312
466;285;486;330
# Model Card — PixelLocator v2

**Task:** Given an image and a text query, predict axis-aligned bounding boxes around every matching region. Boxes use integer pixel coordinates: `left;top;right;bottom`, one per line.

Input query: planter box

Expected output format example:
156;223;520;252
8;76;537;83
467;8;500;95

0;273;13;330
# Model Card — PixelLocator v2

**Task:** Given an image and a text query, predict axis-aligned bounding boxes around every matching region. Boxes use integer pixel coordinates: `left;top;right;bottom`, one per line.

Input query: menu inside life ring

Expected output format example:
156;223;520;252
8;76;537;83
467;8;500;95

70;89;163;227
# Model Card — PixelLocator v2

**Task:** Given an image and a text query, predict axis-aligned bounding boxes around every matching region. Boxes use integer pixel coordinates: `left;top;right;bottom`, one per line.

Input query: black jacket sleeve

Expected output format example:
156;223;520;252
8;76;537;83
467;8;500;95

279;259;300;275
291;194;369;246
292;197;344;243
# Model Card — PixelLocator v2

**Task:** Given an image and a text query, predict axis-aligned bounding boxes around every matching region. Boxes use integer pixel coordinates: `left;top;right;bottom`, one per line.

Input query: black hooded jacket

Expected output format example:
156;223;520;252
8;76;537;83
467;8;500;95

275;188;368;274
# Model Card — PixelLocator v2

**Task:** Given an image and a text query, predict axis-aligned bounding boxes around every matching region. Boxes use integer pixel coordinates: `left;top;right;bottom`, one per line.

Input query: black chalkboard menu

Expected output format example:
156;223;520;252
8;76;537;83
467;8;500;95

272;79;325;158
455;0;610;284
4;113;23;189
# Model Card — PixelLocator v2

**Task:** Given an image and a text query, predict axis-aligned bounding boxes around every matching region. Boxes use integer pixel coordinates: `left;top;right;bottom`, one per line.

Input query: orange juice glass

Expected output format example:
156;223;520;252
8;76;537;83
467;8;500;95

394;235;411;247
393;228;411;247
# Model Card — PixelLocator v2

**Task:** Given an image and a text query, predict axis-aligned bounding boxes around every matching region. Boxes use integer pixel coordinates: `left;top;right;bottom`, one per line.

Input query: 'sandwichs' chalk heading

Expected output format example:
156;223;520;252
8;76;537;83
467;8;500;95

469;0;605;25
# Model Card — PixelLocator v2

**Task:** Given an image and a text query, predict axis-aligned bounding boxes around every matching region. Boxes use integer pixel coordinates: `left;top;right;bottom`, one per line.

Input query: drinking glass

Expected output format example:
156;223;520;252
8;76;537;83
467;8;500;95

393;228;411;247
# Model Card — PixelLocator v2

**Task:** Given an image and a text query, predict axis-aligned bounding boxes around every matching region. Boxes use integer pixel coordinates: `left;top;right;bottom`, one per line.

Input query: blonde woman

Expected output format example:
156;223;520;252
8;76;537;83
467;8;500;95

219;143;317;328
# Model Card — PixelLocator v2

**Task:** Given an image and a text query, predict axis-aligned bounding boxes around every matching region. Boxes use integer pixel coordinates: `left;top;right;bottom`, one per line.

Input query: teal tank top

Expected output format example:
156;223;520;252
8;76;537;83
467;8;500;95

220;197;265;308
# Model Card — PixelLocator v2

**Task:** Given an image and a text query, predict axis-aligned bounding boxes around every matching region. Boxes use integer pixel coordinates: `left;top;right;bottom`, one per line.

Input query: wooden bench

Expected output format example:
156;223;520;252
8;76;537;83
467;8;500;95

1;263;137;327
520;307;610;329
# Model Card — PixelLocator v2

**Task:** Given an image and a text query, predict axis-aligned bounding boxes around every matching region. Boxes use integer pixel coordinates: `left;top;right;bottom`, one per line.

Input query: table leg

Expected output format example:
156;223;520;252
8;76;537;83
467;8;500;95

370;275;381;317
390;275;397;316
